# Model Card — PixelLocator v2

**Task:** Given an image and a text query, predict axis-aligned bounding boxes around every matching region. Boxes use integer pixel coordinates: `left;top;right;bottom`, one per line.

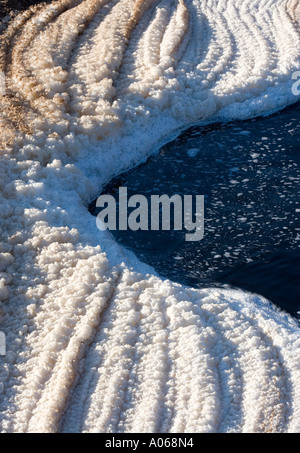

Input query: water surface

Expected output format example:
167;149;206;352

90;102;300;318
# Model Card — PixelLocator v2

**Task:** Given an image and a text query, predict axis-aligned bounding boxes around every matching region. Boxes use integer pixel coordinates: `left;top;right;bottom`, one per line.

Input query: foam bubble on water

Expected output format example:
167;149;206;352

0;0;299;433
187;148;200;157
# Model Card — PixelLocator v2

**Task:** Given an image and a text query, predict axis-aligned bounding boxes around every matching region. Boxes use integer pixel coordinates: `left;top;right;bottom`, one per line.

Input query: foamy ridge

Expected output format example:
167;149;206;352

0;0;299;433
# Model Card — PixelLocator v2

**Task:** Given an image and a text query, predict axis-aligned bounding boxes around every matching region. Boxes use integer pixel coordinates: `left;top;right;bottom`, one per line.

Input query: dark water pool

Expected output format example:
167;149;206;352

90;102;300;319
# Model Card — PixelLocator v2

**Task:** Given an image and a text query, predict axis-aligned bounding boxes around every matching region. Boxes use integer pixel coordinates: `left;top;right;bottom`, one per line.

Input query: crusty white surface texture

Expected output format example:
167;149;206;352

0;0;299;433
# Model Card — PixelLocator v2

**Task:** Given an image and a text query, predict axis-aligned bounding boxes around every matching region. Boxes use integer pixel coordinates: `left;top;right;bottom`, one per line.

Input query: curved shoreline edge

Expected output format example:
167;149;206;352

0;0;299;433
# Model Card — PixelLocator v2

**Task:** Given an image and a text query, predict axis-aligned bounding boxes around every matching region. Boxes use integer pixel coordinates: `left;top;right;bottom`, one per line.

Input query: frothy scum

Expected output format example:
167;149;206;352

0;0;300;433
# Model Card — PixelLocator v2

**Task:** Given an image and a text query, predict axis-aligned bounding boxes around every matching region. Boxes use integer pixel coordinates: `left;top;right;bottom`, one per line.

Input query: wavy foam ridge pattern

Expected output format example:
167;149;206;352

0;0;299;433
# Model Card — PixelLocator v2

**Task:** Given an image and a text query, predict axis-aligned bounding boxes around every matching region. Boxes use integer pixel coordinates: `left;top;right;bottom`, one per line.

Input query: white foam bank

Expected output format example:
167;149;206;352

0;0;299;433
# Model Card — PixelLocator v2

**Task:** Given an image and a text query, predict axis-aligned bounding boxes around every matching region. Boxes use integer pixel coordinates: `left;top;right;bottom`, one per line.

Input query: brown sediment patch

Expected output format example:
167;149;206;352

0;1;53;20
0;9;45;143
0;1;83;149
0;5;47;148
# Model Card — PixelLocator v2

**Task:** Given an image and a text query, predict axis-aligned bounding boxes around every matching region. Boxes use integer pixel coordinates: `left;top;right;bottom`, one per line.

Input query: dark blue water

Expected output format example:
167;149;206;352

90;102;300;319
